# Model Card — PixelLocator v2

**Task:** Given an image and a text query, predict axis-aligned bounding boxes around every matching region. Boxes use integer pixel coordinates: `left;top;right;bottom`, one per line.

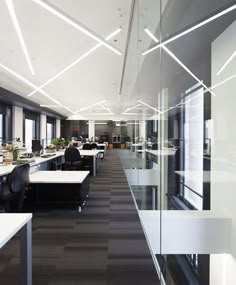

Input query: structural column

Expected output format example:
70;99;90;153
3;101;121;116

88;120;95;141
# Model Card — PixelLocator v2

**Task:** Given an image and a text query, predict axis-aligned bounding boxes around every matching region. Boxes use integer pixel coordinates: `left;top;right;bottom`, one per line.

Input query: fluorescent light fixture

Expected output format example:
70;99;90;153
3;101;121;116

5;0;35;75
127;122;140;125
217;50;236;75
162;45;216;96
75;100;106;114
33;0;122;55
137;100;160;112
144;28;159;43
27;27;121;97
143;4;236;56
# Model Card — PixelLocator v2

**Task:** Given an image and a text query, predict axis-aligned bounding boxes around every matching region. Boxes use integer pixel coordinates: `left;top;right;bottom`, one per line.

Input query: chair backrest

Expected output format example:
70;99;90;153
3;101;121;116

83;143;92;150
65;146;81;162
8;163;30;193
151;143;158;150
91;143;98;149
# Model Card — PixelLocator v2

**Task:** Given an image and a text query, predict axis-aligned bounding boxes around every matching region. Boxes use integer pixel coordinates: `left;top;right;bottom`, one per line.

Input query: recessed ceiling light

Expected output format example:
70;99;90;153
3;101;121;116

27;27;122;97
32;0;122;55
144;28;159;43
142;4;236;55
5;0;35;75
217;50;236;75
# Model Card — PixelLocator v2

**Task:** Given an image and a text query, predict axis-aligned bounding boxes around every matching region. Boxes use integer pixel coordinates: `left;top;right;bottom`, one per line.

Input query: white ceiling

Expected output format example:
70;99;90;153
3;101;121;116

0;0;137;118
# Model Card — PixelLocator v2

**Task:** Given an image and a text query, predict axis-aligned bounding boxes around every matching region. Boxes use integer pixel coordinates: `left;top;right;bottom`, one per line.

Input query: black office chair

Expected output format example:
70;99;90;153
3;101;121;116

0;163;30;213
151;143;158;150
90;143;98;149
83;143;92;150
63;146;83;170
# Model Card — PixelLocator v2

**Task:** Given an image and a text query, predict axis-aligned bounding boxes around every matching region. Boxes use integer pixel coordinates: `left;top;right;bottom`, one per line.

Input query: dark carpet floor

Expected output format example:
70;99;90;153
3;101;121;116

0;150;160;285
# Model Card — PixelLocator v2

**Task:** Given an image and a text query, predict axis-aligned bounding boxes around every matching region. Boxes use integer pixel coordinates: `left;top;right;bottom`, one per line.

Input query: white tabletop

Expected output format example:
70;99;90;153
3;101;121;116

0;151;64;177
79;150;100;156
30;171;89;184
0;214;32;249
146;149;176;156
175;170;236;183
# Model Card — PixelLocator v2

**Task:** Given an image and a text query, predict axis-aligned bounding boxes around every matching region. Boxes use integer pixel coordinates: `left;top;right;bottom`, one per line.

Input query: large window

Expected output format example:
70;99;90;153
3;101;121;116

0;114;3;144
24;110;39;152
46;117;55;146
47;123;54;146
25;119;36;151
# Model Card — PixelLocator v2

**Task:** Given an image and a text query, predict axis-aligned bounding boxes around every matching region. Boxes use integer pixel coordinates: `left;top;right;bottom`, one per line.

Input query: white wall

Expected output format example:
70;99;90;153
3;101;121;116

56;119;61;137
211;19;236;285
12;106;23;143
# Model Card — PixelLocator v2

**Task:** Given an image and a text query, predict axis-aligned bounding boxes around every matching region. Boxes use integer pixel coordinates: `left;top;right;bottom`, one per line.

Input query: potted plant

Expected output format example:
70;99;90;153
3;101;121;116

51;137;65;151
2;144;20;162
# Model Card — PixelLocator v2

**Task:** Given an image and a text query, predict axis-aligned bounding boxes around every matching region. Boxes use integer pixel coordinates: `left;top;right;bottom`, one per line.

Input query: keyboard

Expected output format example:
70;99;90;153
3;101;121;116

40;154;56;158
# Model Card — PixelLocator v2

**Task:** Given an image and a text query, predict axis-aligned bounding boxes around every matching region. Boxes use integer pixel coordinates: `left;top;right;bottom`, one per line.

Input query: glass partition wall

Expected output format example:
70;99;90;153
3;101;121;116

120;1;236;284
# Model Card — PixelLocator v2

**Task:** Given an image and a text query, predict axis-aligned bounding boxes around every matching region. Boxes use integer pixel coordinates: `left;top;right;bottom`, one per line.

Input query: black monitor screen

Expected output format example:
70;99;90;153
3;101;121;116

32;140;41;153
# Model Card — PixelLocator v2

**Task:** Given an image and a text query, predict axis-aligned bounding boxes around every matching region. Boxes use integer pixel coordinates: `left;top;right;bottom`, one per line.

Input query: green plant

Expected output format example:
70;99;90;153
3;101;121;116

51;137;65;147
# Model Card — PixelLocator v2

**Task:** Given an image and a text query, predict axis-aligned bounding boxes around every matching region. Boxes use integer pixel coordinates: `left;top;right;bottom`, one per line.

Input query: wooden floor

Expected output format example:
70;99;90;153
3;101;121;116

0;150;160;285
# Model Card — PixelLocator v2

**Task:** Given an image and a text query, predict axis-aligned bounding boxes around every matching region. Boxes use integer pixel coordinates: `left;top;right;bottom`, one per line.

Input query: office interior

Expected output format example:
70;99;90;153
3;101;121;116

0;0;235;284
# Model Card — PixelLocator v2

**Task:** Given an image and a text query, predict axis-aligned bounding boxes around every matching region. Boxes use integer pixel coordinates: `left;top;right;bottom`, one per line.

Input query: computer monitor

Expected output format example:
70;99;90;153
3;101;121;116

32;140;42;156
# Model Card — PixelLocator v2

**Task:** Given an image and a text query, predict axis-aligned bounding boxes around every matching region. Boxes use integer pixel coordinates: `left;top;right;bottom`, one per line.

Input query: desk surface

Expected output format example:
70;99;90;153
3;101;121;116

146;149;176;156
175;170;236;183
0;151;64;177
0;214;32;249
30;170;89;183
79;150;100;156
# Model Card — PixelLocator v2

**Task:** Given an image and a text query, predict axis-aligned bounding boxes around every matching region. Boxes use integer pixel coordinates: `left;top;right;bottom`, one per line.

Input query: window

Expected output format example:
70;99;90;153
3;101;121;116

0;114;3;144
47;122;54;146
24;110;39;152
25;119;36;152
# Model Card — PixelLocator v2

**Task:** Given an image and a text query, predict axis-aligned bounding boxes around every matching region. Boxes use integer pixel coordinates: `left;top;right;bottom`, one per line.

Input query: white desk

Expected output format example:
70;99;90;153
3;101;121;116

30;171;90;211
79;150;101;176
30;171;89;184
175;170;236;183
0;151;64;177
0;214;32;285
146;149;176;156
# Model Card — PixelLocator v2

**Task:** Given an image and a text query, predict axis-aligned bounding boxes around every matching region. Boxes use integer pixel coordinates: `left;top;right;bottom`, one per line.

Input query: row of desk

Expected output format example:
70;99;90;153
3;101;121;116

0;148;106;285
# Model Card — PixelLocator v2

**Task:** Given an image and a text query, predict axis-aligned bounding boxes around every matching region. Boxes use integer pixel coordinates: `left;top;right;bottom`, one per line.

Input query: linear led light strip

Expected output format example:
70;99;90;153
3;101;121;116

28;27;121;97
162;45;216;96
144;28;216;97
217;49;236;75
0;63;63;107
32;0;121;56
142;4;236;56
74;100;106;114
138;100;160;112
99;103;113;114
123;103;141;114
5;0;35;75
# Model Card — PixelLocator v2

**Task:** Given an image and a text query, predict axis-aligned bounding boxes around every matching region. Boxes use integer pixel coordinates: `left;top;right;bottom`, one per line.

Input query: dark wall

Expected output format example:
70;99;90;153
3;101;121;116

61;120;88;139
